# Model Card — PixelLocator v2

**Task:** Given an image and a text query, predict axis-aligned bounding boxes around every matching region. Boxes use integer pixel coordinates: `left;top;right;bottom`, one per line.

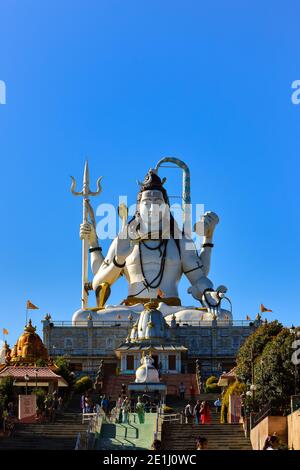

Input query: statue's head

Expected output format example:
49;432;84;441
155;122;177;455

136;169;170;232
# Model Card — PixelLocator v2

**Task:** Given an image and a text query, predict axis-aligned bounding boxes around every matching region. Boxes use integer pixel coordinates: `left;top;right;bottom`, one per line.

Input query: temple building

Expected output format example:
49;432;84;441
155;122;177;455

0;320;68;392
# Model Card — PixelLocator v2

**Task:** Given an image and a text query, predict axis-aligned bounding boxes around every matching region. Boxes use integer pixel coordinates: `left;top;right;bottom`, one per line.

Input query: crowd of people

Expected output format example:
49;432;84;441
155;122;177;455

80;384;155;426
184;400;212;424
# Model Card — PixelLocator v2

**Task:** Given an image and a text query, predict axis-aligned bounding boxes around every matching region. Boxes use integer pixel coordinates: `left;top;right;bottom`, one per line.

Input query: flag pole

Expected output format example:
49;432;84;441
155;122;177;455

26;307;28;326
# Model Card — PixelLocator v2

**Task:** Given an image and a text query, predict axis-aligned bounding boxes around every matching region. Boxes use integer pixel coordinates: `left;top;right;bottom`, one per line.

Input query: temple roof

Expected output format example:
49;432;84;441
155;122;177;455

217;366;237;387
0;366;68;387
6;319;50;366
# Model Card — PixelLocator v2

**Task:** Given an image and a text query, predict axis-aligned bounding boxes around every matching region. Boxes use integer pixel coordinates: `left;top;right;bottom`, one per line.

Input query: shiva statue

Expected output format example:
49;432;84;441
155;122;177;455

72;158;232;325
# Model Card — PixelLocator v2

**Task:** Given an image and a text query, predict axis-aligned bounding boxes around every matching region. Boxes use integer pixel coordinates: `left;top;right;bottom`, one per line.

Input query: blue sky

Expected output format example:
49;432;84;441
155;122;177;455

0;1;299;346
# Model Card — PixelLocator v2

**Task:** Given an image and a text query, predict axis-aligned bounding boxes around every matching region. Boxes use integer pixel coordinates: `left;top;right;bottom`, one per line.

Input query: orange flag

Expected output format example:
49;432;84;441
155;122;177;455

2;328;9;335
260;303;272;313
26;300;39;310
246;315;251;321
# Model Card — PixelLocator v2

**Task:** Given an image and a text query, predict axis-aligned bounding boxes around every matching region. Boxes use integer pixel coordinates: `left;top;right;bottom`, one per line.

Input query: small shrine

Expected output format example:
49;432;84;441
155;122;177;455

0;320;68;392
115;301;187;375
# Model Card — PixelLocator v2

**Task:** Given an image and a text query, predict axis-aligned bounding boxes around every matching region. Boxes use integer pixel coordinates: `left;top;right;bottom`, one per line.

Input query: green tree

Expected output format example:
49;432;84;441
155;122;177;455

0;376;15;409
54;357;75;389
236;321;283;384
253;328;298;414
35;358;48;367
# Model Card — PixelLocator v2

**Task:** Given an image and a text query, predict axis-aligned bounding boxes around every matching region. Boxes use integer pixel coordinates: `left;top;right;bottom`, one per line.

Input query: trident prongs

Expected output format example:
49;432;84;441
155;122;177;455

70;160;102;198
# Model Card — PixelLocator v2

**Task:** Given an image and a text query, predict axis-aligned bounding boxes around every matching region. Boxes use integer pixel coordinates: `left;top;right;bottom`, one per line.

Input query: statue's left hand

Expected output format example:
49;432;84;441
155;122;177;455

195;211;219;239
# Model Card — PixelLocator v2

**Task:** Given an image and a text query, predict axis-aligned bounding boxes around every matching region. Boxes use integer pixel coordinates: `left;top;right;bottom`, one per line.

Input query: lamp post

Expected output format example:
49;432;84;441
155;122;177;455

24;374;29;395
260;358;265;404
250;383;257;410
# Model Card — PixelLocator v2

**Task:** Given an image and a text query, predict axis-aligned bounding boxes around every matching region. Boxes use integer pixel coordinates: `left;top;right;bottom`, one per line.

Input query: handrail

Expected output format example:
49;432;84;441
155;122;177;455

82;412;97;424
158;411;181;422
48;319;253;327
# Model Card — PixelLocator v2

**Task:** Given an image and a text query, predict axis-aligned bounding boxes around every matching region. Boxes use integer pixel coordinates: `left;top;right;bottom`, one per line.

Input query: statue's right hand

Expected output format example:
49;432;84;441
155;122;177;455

80;222;98;246
115;225;135;262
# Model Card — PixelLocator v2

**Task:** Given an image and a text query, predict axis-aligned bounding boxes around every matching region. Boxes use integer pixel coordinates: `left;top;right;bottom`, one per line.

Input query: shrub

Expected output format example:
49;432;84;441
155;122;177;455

54;357;76;389
161;405;174;414
204;375;220;393
74;376;93;393
33;388;47;409
206;383;221;394
220;381;246;424
205;375;218;386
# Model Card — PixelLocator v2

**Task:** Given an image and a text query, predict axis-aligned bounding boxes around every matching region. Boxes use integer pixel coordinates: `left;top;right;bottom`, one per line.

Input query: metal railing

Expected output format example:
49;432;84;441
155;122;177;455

82;412;97;424
250;406;271;430
47;319;253;328
48;320;130;327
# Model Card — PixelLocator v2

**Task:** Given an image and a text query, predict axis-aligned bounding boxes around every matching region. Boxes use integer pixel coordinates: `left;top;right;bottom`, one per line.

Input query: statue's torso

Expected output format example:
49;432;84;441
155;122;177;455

124;239;182;298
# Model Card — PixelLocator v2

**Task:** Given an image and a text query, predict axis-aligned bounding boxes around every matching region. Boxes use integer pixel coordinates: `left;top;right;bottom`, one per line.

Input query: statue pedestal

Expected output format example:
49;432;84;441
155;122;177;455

128;382;167;403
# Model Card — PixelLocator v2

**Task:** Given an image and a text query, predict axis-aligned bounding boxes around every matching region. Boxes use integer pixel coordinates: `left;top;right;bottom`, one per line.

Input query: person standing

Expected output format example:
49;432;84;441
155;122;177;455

214;397;222;414
193;400;201;424
57;396;63;412
184;402;194;424
136;396;145;424
101;395;109;415
179;382;186;400
116;394;123;423
200;401;211;424
122;397;131;424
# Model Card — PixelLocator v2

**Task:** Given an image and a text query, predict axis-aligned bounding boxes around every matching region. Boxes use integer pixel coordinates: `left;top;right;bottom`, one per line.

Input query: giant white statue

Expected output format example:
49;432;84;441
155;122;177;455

72;157;232;325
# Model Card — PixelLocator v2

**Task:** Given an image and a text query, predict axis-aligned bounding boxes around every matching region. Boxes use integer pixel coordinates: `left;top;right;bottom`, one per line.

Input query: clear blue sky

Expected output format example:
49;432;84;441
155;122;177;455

0;1;299;346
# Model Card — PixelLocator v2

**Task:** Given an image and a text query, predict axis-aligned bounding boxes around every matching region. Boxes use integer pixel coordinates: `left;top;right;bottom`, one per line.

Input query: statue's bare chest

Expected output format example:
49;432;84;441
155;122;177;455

126;240;180;267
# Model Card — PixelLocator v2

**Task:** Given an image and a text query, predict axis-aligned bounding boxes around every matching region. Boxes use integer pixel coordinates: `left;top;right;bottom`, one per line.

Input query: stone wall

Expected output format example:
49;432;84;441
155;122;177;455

42;318;253;378
288;409;300;450
250;416;288;450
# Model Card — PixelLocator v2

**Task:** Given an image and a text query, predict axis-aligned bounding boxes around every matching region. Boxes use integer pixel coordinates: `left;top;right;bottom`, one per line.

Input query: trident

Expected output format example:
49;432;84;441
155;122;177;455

71;161;102;309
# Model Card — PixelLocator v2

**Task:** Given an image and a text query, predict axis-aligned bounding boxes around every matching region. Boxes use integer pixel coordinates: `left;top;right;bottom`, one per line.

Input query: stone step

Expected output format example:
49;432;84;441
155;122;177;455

161;422;252;450
0;407;87;450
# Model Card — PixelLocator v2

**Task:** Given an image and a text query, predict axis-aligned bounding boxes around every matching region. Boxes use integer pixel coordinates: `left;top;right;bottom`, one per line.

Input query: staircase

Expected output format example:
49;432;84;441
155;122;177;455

161;417;252;450
161;373;199;399
0;404;88;450
96;412;156;450
101;375;135;400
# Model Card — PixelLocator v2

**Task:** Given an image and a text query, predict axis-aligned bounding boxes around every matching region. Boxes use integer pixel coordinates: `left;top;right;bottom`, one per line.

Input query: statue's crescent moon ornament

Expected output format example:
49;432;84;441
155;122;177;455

118;203;128;229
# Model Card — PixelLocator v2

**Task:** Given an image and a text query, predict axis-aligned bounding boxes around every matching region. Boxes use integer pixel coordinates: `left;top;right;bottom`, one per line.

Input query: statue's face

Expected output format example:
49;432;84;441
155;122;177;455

139;190;168;226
